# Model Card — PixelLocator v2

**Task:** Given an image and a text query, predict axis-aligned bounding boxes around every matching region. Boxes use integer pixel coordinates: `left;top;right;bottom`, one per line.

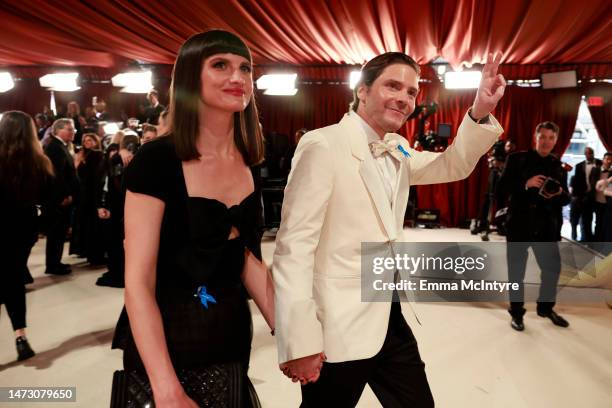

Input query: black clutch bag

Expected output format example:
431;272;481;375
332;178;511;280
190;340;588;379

110;363;244;408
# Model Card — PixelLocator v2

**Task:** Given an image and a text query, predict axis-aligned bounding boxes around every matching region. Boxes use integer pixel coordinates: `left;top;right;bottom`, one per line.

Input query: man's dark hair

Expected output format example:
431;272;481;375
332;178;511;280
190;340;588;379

604;151;612;159
148;89;159;97
168;29;264;165
120;134;140;153
351;52;421;113
535;121;559;135
142;124;157;134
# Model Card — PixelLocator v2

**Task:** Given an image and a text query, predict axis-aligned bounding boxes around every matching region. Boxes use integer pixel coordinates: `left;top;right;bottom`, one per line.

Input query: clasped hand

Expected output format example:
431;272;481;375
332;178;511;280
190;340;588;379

279;352;326;385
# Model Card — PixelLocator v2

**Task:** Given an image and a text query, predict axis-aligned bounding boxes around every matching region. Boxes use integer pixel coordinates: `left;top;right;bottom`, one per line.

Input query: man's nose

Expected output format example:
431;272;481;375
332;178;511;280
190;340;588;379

396;93;410;108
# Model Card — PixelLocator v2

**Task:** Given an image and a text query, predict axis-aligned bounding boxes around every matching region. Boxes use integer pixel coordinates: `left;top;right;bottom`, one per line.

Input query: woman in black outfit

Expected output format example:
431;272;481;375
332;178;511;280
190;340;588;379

112;30;275;407
0;111;54;361
70;133;106;263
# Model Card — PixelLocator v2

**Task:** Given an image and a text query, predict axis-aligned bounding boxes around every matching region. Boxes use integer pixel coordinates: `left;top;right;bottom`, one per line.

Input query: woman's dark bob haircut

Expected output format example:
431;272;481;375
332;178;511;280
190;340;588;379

168;29;264;165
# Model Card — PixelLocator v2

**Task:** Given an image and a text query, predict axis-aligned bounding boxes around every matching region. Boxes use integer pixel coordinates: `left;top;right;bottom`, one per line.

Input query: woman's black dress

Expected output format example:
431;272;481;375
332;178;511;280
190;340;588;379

0;177;51;330
112;137;263;407
70;149;106;262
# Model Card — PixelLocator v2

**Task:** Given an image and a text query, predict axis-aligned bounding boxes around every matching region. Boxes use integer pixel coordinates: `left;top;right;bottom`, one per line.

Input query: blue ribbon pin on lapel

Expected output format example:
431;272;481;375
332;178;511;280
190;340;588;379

195;285;217;309
397;145;412;158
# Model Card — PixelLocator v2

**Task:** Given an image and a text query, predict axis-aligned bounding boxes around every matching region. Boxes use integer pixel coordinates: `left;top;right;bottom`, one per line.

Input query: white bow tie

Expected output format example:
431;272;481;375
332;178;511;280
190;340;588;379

369;137;404;161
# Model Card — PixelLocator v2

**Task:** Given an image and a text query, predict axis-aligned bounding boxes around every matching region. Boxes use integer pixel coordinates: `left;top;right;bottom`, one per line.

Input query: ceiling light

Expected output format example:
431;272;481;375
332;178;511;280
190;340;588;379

256;73;296;90
264;88;298;96
444;71;482;89
0;72;15;92
112;71;152;93
39;73;80;92
349;71;361;89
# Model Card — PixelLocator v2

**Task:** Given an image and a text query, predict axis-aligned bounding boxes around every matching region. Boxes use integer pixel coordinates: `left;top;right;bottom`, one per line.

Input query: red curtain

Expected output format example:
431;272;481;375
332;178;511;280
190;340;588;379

256;84;352;140
0;73;585;228
1;1;611;67
543;88;582;156
585;83;612;150
400;84;582;227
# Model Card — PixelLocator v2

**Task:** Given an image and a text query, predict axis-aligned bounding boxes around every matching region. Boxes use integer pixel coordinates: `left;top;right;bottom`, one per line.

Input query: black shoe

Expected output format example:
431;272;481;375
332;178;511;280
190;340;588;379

45;267;71;275
96;273;124;288
537;310;569;327
88;258;108;267
23;268;34;284
59;263;72;271
16;336;35;361
510;317;525;331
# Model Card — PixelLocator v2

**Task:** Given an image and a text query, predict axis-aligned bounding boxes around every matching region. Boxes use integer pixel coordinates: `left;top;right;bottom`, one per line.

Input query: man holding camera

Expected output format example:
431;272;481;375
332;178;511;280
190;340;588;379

498;122;571;331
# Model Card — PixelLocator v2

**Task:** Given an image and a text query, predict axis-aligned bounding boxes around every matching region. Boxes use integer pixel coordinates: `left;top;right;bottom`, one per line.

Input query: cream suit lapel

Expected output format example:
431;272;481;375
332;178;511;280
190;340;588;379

341;114;397;241
388;133;411;234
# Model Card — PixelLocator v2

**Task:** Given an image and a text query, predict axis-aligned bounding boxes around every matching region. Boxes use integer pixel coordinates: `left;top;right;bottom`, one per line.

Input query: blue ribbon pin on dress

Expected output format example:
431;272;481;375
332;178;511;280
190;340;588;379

397;145;411;158
195;285;217;309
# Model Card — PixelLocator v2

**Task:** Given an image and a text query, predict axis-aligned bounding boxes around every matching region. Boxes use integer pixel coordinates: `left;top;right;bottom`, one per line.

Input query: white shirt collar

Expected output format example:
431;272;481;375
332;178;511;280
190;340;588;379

349;111;383;144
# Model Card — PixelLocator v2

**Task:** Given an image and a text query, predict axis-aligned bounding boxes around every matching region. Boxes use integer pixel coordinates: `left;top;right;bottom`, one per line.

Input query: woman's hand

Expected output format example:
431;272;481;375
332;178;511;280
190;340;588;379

154;385;199;408
74;150;85;168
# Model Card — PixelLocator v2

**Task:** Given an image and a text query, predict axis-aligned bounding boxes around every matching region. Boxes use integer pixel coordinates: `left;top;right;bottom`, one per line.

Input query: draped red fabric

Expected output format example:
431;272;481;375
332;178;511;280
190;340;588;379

1;1;611;67
542;88;582;156
0;79;50;118
499;64;612;81
405;89;490;227
585;83;612;150
0;84;588;228
1;0;607;227
256;84;352;139
399;84;583;226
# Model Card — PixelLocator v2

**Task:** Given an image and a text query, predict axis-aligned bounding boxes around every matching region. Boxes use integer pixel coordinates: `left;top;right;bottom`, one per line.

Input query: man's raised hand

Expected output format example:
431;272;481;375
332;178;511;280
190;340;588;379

471;52;506;120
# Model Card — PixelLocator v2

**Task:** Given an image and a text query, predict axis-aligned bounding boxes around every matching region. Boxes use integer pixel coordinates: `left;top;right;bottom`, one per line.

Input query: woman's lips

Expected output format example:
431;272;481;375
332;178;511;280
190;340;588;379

224;89;245;96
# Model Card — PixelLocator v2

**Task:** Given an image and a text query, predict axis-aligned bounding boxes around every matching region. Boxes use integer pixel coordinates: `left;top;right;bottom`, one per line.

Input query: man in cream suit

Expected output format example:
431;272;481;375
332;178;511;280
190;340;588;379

273;52;506;407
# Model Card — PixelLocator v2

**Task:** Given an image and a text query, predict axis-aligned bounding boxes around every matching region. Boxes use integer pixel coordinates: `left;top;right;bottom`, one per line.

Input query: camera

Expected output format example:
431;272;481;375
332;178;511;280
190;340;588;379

539;177;560;196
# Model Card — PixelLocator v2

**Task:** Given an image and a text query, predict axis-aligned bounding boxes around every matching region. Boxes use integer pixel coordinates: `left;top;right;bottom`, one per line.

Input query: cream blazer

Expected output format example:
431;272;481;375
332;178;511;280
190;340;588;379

273;112;503;363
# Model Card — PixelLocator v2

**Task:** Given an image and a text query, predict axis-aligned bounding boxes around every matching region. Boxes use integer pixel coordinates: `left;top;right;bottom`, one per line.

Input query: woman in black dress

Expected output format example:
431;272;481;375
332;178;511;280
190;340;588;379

0;111;54;361
113;30;275;407
70;133;106;263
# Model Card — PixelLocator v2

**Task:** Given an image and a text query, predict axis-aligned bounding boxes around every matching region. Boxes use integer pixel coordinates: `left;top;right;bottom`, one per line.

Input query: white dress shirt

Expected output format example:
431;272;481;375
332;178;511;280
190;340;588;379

351;112;399;204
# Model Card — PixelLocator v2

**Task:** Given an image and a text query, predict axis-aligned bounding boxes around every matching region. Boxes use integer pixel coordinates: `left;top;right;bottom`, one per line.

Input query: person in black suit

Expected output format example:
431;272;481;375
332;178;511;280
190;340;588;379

498;121;571;331
95;100;111;122
43;118;79;275
589;152;612;242
95;134;140;288
143;89;165;125
570;147;601;241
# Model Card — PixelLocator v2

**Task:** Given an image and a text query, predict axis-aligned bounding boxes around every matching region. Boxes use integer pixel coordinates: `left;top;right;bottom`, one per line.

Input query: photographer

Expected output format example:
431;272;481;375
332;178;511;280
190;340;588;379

498;121;570;331
95;134;140;288
475;140;507;240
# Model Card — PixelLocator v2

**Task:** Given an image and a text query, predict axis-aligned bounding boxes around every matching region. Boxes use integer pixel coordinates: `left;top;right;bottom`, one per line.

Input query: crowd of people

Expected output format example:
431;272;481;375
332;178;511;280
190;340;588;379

0;28;610;408
475;142;612;245
0;96;167;362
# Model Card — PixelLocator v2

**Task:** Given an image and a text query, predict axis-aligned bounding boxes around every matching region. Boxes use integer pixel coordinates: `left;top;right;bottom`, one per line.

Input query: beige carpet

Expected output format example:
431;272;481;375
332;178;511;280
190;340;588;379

1;228;611;407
